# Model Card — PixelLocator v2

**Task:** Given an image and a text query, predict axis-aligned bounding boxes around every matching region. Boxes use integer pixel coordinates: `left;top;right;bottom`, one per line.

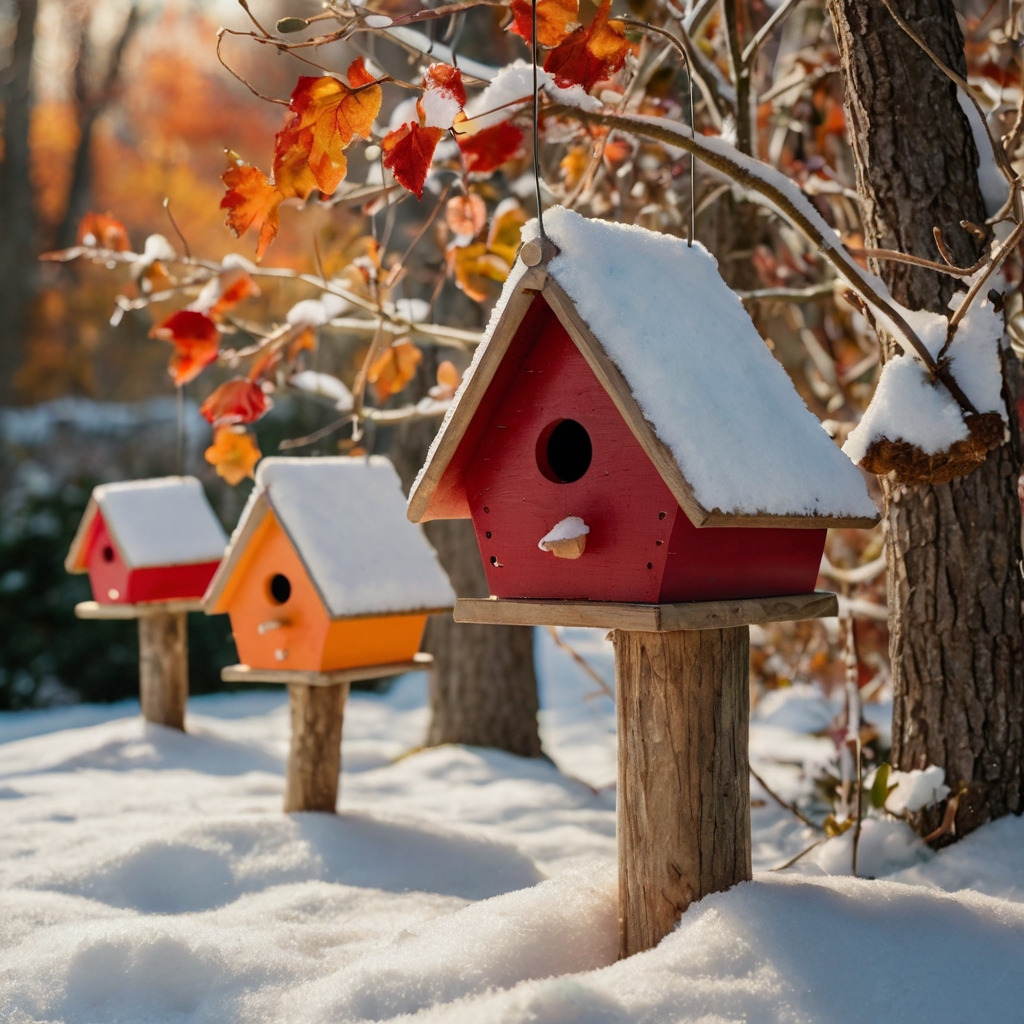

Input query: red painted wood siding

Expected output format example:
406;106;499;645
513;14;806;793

463;302;826;602
85;512;220;604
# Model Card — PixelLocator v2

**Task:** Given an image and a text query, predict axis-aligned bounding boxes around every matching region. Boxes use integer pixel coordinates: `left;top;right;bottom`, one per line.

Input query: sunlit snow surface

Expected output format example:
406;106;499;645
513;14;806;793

3;630;1024;1022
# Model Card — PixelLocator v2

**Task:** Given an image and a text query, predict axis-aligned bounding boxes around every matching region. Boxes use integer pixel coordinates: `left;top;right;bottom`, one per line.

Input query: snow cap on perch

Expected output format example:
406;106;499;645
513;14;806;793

66;476;227;573
408;206;878;529
207;456;456;620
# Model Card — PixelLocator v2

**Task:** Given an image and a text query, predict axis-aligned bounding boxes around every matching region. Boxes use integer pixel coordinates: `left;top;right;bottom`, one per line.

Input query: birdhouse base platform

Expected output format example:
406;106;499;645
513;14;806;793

222;654;433;814
459;591;838;959
75;600;199;732
454;591;838;631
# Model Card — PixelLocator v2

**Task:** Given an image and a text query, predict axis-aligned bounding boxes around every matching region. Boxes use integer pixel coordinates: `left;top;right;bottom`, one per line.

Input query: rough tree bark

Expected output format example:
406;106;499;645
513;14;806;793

391;411;542;758
0;0;39;404
828;0;1024;838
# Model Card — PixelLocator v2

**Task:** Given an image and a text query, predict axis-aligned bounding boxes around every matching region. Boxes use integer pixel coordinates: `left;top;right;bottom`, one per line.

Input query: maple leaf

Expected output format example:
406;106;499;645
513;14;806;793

446;193;487;237
77;212;130;251
449;242;511;302
150;310;220;385
367;338;423;400
347;56;377;88
487;200;528;265
205;425;261;486
509;0;578;48
382;122;445;199
418;63;466;129
200;378;272;426
544;0;634;91
454;115;525;174
429;359;461;400
275;75;382;197
220;155;283;261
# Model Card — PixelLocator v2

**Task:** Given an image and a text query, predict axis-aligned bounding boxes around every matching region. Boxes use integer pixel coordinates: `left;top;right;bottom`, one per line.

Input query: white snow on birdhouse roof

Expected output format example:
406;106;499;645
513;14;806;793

66;476;227;573
409;206;878;527
209;457;455;619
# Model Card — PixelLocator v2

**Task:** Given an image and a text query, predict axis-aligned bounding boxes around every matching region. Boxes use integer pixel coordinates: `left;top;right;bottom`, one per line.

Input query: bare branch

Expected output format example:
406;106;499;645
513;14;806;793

741;0;804;65
847;246;985;278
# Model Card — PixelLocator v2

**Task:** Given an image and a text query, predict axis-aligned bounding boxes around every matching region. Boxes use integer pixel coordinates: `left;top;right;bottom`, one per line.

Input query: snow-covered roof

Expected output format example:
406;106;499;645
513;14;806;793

66;476;228;572
409;206;878;528
206;456;456;619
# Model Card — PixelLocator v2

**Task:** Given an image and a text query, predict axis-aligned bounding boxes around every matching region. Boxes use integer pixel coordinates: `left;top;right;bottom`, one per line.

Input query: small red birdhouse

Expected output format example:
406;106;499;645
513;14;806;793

408;207;878;603
204;457;456;673
66;476;227;605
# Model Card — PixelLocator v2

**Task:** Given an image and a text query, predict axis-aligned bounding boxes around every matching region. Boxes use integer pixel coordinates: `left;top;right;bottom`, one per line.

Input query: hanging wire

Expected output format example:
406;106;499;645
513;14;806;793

685;59;694;247
531;0;547;240
176;384;185;475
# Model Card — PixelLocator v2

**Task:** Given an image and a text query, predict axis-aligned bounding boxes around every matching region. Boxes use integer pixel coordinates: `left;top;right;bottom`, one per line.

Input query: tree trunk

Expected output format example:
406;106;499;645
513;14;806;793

0;0;39;404
615;626;751;957
390;404;542;758
138;612;188;730
828;0;1024;838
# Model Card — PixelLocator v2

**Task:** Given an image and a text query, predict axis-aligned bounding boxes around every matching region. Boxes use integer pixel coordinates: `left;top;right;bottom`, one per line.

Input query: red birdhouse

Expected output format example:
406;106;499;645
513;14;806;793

408;207;878;603
66;477;227;605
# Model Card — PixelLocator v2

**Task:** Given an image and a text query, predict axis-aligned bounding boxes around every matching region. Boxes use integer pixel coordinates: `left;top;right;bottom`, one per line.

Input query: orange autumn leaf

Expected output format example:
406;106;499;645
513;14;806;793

429;358;461;400
367;338;423;400
200;378;272;426
275;74;382;198
382;122;445;199
220;155;283;261
487;200;528;266
208;268;261;317
560;145;590;189
288;326;317;361
150;309;220;385
449;242;511;302
445;193;487;237
455;115;525;174
347;56;376;88
509;0;578;48
77;212;130;251
205;426;261;486
544;0;634;91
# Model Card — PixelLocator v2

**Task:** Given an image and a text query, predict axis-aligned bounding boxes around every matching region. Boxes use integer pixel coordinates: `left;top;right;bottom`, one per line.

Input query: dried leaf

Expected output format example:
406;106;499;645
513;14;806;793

77;212;130;251
220;154;283;261
455;115;524;175
367;338;423;400
544;0;634;91
382;122;445;199
418;62;466;129
205;425;261;485
429;358;461;399
450;242;511;302
139;261;175;295
560;145;590;189
210;268;261;317
445;193;487;237
275;74;383;197
509;0;578;48
487;200;528;266
150;309;220;385
200;378;272;426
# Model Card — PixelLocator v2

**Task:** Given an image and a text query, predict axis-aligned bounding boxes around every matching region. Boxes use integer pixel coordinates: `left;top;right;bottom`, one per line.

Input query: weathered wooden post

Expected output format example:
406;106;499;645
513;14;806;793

205;456;455;813
406;207;878;955
66;477;227;731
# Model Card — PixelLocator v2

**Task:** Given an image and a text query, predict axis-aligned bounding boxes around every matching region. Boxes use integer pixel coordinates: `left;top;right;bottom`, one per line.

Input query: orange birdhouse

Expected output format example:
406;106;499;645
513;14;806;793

204;456;456;673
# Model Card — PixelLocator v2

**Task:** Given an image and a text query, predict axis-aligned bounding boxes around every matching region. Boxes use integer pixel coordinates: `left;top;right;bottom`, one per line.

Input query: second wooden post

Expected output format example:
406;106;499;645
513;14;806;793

614;625;751;958
138;610;189;731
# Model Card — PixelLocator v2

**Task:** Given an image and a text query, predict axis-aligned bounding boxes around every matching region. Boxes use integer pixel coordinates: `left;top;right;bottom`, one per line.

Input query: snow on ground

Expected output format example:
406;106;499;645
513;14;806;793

3;628;1024;1022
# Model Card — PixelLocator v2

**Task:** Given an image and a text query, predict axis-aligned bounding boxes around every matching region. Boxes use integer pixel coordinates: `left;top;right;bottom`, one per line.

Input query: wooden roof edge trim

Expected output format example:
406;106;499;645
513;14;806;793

324;604;454;624
406;264;551;523
65;495;100;574
700;510;881;529
203;492;271;613
539;276;713;528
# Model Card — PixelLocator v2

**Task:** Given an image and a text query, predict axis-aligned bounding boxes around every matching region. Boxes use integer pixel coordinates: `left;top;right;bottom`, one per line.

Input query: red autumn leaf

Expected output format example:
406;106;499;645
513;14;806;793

274;74;382;198
200;378;272;426
455;116;525;174
382;122;445;199
220;155;284;261
347;56;376;88
417;63;466;129
544;0;634;91
208;268;261;317
445;193;487;237
205;426;261;486
509;0;578;48
150;309;220;385
77;212;130;252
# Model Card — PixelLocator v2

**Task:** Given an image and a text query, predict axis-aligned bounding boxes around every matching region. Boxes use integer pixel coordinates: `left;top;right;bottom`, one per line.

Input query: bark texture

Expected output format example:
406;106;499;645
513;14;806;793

614;627;752;958
391;417;542;758
138;612;188;731
284;682;348;813
829;0;1024;838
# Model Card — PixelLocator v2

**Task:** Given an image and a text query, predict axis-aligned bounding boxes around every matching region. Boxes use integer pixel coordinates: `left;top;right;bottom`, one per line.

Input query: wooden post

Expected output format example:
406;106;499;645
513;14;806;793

614;625;752;958
137;611;189;731
285;681;350;813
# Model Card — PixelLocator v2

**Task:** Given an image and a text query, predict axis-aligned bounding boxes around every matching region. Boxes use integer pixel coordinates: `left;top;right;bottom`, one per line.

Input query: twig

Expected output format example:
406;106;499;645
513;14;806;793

770;834;828;871
162;198;191;262
722;0;752;154
736;282;834;302
278;415;354;450
847;246;985;278
216;28;289;105
749;765;822;831
545;626;615;700
741;0;804;64
819;553;886;585
237;0;272;38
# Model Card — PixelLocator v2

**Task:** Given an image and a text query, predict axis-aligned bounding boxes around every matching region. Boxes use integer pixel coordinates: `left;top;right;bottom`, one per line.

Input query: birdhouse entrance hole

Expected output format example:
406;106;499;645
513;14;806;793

102;545;115;563
269;573;292;604
537;418;592;483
